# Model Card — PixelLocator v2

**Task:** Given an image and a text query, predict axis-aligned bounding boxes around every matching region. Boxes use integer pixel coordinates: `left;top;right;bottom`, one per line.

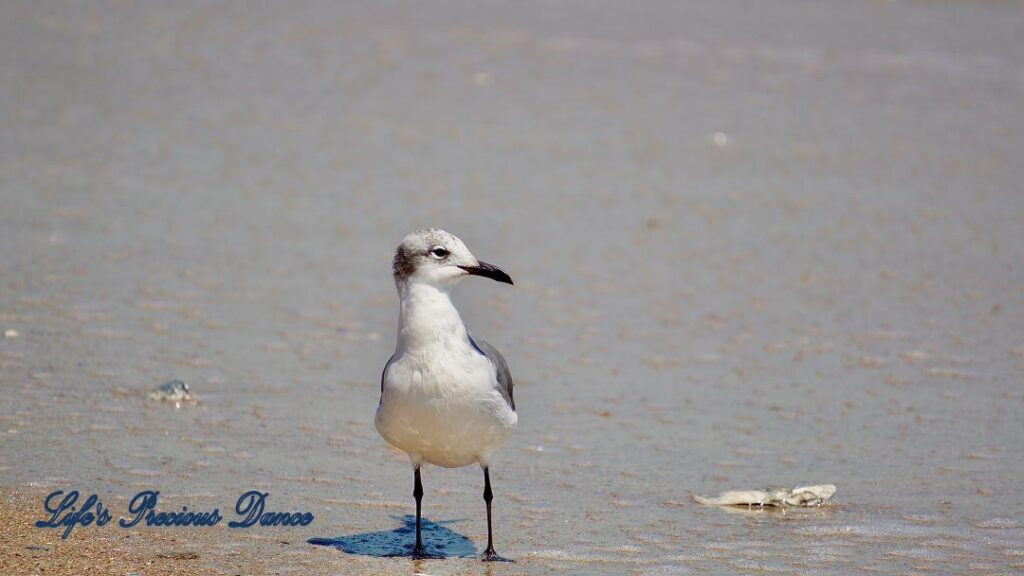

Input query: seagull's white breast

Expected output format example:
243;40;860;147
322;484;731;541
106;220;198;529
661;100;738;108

376;337;517;468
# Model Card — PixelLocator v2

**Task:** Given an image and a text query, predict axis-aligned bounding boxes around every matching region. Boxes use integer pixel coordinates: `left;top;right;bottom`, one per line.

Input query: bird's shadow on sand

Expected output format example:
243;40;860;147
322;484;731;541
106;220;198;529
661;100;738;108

309;515;477;559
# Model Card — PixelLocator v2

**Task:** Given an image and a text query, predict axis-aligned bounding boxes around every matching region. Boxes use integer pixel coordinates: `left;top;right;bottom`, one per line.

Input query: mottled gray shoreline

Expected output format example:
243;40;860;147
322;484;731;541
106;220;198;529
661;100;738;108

1;1;1022;574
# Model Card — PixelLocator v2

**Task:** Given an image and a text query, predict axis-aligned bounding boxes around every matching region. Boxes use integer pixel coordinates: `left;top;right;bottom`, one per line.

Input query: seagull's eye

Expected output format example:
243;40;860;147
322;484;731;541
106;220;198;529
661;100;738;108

429;246;450;259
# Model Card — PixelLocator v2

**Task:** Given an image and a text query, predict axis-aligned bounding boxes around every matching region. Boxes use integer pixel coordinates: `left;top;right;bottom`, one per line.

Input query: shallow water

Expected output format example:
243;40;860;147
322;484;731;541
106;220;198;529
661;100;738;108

1;1;1023;574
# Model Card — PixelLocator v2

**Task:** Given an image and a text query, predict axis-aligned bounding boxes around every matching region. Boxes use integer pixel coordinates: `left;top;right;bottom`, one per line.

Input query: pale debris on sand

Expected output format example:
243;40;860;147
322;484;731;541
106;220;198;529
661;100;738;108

148;379;196;408
694;484;836;507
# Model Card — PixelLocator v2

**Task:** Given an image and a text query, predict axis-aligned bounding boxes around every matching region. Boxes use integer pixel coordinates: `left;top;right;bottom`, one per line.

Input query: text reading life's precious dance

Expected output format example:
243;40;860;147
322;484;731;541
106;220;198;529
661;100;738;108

35;490;315;539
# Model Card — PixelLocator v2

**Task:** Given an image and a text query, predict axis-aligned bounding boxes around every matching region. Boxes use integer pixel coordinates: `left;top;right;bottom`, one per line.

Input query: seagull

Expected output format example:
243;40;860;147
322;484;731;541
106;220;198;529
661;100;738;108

375;229;517;562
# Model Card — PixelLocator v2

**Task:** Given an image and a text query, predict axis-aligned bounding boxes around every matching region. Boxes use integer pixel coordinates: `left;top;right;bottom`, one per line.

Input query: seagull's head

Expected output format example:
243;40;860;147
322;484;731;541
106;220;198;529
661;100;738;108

393;228;513;289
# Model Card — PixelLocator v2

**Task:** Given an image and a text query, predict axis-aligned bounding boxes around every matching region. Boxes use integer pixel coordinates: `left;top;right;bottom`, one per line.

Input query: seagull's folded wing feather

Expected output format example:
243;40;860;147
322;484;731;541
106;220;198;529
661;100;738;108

473;338;515;412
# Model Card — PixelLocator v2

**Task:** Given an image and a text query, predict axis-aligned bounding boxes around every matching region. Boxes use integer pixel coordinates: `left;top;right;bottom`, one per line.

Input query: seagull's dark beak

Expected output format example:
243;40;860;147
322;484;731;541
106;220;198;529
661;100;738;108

458;261;513;285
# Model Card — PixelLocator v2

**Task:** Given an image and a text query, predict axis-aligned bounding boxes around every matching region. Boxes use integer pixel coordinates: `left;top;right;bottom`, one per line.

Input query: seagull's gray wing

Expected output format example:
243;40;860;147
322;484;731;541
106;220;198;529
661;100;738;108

380;354;395;396
469;335;515;411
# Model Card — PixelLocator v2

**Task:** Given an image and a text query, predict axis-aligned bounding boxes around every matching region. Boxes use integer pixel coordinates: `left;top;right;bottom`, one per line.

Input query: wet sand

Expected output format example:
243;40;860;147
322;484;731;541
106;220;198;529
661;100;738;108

2;1;1024;574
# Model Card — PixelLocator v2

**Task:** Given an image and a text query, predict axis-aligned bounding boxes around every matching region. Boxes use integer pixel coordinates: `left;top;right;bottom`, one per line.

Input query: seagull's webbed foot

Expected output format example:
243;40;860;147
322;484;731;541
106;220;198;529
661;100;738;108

410;545;446;560
480;547;514;563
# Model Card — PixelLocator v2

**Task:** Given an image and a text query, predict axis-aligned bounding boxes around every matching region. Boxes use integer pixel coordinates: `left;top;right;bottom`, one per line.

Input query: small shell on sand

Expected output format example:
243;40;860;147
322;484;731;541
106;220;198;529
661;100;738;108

148;379;196;407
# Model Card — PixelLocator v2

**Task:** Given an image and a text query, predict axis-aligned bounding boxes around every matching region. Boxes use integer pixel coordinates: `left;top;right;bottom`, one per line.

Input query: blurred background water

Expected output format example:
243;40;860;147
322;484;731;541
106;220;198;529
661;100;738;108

1;1;1022;574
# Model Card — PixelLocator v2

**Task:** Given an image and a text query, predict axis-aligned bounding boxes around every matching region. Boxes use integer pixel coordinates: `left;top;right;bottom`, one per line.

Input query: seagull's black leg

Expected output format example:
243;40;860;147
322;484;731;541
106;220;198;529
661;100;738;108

481;467;513;562
413;467;425;557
